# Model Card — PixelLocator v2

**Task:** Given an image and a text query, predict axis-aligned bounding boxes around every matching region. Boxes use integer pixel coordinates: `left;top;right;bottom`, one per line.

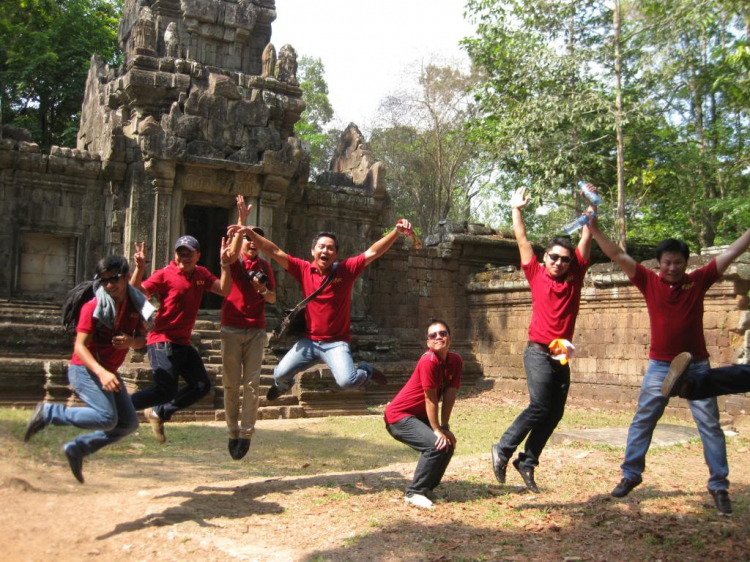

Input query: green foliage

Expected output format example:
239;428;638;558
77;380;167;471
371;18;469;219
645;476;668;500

0;0;121;150
463;0;750;248
295;55;336;177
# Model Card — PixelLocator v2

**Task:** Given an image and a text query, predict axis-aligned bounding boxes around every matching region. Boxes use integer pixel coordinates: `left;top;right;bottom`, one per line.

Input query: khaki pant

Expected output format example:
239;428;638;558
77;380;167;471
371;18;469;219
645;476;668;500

220;326;267;438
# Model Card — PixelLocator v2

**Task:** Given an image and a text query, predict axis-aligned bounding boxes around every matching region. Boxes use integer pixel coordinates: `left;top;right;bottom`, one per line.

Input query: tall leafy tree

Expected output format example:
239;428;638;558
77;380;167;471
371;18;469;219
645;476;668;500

370;62;497;235
295;55;336;177
0;0;121;149
463;0;749;248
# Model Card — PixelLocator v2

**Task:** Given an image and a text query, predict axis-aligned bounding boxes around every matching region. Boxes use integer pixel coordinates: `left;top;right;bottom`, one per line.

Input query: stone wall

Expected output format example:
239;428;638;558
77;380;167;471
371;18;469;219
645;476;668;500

0;142;111;299
465;250;750;419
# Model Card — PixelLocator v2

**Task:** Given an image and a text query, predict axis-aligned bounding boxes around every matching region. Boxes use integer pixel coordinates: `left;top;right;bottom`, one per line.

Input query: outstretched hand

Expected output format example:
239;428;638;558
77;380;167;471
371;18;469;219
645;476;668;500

133;241;146;270
396;218;413;237
510;186;530;210
219;236;232;266
236;195;252;225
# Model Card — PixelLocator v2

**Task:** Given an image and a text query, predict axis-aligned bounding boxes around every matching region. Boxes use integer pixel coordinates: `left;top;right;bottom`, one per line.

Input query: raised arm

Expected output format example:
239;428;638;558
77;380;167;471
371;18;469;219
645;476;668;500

588;222;638;278
129;241;150;296
577;186;598;262
211;237;233;297
715;227;750;275
227;223;289;271
510;187;535;265
236;195;252;226
364;219;412;266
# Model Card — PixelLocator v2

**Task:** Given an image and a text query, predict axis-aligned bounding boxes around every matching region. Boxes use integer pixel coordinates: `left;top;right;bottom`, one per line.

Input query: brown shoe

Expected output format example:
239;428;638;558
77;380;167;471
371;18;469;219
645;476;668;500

144;407;166;444
662;352;692;398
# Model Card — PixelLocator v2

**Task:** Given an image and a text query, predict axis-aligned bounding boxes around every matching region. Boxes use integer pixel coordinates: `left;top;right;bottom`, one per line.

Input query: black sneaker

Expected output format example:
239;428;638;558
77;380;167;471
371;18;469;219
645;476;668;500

611;476;642;498
234;438;251;460
369;366;388;385
709;489;732;516
491;444;508;484
24;402;47;442
63;444;84;484
512;458;539;493
228;438;240;460
266;384;283;402
662;352;693;398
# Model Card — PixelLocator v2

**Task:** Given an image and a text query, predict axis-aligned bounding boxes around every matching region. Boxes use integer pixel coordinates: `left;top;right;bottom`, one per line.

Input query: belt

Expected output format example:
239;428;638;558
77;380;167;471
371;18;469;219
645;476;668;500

527;341;550;353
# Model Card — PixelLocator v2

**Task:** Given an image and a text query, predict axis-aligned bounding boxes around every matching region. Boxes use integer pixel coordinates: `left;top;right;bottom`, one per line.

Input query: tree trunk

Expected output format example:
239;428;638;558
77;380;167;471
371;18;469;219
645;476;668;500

613;0;627;251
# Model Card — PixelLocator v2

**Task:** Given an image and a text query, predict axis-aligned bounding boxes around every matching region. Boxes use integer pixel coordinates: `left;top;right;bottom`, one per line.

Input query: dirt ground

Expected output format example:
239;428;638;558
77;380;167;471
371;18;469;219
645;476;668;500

2;395;749;562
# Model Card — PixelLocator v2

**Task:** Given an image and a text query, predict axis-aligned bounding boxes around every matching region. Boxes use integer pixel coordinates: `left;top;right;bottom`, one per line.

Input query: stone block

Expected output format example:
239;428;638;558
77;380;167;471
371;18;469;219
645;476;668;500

209;73;241;100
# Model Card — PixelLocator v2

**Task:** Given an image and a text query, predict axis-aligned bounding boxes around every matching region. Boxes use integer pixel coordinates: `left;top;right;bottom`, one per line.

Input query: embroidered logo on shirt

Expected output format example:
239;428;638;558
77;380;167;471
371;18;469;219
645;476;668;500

680;282;694;290
196;280;205;286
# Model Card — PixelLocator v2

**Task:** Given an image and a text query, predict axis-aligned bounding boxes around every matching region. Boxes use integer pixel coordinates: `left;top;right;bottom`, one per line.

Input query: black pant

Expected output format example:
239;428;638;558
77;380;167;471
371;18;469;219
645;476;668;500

683;364;750;400
387;416;454;496
130;342;211;421
496;344;570;471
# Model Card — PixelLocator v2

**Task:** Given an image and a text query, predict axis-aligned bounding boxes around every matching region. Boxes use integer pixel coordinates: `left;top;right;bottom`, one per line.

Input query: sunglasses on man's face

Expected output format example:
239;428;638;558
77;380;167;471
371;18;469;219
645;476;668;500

547;253;572;264
427;330;449;340
99;274;122;285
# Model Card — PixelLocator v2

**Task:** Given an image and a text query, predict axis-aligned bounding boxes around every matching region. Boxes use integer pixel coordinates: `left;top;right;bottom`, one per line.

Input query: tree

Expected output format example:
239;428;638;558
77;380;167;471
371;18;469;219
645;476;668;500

369;61;497;235
463;0;749;248
295;55;336;177
0;0;121;150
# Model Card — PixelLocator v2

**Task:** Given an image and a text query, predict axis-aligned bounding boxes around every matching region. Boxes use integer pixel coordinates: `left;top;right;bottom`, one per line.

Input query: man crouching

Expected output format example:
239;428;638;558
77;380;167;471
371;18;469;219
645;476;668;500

384;319;462;509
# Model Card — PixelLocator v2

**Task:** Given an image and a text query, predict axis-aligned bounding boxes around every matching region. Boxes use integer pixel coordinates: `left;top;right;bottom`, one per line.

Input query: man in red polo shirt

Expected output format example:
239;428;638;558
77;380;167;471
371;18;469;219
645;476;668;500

228;216;413;399
491;186;594;493
385;319;462;510
130;235;233;443
221;196;277;460
589;221;750;515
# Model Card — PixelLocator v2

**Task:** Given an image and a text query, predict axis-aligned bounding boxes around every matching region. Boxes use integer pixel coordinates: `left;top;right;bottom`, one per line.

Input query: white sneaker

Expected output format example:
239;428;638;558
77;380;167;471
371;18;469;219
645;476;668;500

404;493;435;509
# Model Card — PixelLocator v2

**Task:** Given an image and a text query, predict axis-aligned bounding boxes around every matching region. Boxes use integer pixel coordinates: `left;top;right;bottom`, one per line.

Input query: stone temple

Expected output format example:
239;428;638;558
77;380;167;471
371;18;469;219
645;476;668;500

1;0;748;420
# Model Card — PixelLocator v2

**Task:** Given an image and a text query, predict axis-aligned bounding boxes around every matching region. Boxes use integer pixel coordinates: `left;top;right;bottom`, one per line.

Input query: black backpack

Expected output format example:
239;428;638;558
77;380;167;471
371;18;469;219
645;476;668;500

61;280;96;333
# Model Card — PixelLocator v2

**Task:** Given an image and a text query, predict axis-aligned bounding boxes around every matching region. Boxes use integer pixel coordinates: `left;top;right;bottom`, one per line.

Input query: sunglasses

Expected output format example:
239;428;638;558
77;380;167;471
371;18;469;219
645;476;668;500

427;330;449;340
99;274;122;285
547;253;572;264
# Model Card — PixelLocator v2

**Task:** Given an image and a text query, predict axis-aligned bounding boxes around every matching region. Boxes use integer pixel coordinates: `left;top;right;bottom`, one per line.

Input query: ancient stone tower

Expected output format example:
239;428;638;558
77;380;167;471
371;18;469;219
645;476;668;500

74;0;306;297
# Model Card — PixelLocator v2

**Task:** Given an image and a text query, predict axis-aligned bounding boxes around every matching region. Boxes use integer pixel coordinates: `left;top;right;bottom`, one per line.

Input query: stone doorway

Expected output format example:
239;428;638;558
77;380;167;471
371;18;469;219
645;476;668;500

183;204;229;310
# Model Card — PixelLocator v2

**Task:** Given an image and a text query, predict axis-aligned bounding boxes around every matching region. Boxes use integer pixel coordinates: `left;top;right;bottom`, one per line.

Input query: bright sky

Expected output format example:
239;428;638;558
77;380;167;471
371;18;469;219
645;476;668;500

272;0;475;134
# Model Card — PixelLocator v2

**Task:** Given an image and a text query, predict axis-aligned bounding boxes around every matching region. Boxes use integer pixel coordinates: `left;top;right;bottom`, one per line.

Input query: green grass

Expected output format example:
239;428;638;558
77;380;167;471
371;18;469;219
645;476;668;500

0;399;707;480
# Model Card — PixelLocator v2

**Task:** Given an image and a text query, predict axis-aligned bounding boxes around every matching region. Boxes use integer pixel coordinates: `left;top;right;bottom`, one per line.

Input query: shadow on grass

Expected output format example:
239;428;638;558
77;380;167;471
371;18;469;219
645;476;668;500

299;483;750;562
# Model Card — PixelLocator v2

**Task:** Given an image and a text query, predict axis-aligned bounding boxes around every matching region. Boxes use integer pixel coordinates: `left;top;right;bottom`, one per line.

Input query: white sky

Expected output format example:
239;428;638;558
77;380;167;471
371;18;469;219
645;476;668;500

271;0;475;134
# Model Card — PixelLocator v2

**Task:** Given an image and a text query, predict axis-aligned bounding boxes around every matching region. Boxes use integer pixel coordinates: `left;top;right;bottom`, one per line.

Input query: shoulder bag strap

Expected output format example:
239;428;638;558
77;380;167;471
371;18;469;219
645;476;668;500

290;262;339;312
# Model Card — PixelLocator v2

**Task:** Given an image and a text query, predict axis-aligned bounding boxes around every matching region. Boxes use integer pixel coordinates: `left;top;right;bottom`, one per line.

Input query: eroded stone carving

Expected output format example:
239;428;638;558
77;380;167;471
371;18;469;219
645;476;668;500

164;22;180;58
132;7;156;55
261;43;276;78
276;44;298;85
325;123;386;194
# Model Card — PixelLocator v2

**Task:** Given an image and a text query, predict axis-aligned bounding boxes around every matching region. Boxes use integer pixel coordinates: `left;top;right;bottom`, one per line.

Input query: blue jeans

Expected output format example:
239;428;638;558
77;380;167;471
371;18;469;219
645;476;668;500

496;345;570;471
387;416;454;496
622;359;729;491
273;338;372;392
44;364;139;457
130;342;211;421
684;364;750;400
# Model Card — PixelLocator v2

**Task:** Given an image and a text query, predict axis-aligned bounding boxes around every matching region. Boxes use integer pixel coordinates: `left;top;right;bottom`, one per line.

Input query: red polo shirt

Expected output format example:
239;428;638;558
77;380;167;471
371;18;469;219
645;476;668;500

630;260;719;362
523;247;588;344
221;255;276;329
385;351;463;425
142;262;218;346
285;253;367;342
70;297;144;372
